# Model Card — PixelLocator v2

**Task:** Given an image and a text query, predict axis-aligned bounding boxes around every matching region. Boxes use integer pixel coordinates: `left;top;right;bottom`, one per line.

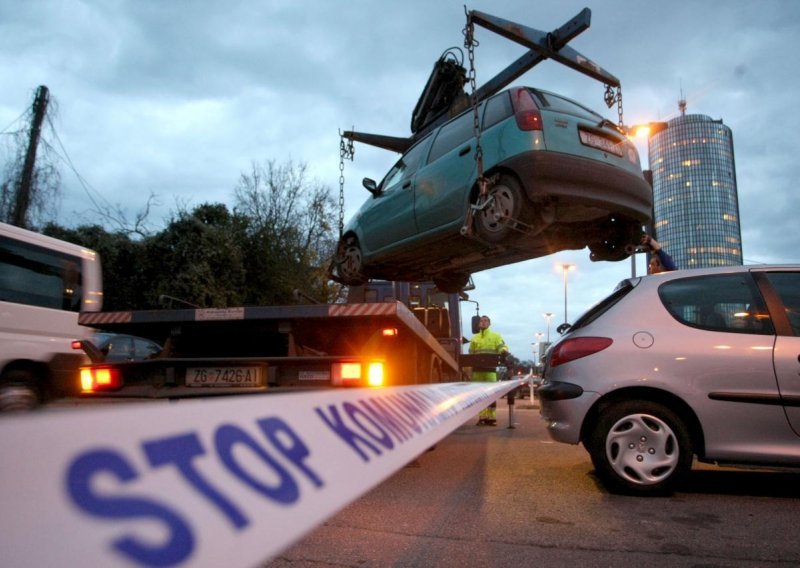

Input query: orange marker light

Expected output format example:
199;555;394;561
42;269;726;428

367;362;385;387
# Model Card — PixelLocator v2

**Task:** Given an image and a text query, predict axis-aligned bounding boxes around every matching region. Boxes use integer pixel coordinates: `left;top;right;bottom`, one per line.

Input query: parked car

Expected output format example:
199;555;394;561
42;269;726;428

538;265;800;495
331;86;652;292
89;332;162;363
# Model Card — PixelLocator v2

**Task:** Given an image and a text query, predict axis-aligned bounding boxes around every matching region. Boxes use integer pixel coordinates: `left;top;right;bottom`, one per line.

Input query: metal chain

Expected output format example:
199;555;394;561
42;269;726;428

603;84;625;129
463;11;484;185
338;130;354;238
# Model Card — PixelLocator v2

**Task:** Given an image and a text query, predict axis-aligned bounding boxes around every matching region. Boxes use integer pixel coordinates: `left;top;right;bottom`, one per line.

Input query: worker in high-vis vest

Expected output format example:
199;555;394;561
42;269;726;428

469;315;509;425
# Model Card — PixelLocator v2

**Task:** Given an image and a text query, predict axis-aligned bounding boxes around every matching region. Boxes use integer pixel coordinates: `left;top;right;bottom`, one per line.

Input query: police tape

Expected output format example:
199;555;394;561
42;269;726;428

0;379;524;568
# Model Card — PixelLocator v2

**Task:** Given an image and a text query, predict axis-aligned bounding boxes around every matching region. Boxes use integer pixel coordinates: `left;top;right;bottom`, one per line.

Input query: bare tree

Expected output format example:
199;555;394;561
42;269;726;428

234;159;342;303
0;86;61;228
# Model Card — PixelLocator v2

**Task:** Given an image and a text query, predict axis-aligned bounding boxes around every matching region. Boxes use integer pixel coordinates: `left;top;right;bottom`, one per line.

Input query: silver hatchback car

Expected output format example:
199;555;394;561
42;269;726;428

538;265;800;495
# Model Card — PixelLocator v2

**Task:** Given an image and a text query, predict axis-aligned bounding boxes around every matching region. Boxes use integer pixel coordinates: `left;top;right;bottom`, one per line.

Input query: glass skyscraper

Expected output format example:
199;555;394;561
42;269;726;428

648;107;743;268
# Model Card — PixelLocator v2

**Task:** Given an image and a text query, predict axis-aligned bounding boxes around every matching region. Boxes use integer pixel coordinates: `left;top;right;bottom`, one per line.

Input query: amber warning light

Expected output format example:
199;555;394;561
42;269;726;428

332;361;386;387
80;367;122;392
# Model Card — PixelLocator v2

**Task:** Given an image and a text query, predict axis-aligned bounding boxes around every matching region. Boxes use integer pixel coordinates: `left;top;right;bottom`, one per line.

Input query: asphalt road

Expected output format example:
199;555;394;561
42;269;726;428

265;394;800;568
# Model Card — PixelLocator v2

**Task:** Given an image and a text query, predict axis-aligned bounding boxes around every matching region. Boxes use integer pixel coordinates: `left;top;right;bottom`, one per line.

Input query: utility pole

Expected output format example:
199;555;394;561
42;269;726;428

11;85;49;228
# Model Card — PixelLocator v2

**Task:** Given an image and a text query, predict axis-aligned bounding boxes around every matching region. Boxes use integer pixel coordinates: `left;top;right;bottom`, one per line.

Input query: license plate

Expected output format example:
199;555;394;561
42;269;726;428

579;130;623;156
186;366;263;387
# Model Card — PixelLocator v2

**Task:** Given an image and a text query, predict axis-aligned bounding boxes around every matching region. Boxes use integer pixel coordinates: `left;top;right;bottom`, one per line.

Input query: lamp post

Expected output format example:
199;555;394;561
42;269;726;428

542;312;553;343
534;332;544;364
557;263;575;324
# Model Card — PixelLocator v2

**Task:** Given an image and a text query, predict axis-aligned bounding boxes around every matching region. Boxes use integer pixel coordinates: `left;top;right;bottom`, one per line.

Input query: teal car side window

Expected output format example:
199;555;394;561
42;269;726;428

381;135;432;192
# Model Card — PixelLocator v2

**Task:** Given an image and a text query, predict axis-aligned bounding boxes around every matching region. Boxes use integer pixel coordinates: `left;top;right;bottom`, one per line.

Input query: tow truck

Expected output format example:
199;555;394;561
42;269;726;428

75;281;503;399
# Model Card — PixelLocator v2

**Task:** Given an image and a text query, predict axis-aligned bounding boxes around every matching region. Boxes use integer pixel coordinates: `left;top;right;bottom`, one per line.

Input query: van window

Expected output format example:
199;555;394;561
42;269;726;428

0;236;83;311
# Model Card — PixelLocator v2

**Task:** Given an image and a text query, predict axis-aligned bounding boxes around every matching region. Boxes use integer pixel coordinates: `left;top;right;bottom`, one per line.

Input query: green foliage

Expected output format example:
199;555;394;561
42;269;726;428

141;203;247;308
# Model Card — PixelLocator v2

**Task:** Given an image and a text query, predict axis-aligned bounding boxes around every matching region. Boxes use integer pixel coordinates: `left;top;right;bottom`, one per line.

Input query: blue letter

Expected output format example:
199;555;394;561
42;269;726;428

143;433;248;530
66;448;194;567
257;417;323;488
215;423;298;503
344;401;393;450
315;404;382;462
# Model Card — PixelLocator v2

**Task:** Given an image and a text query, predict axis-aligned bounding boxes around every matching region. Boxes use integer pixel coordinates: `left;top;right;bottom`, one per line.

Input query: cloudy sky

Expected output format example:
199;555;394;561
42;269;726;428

2;0;798;360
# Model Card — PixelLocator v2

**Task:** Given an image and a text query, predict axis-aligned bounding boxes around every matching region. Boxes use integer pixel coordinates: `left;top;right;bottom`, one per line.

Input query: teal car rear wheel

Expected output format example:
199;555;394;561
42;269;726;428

475;174;526;243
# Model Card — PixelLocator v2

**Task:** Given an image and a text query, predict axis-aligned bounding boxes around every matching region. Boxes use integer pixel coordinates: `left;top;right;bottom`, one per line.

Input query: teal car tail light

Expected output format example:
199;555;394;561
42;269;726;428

549;337;613;368
512;88;543;131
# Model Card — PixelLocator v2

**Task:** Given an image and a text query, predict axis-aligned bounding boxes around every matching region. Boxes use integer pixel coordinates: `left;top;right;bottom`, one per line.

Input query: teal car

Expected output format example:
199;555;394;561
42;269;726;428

332;86;652;293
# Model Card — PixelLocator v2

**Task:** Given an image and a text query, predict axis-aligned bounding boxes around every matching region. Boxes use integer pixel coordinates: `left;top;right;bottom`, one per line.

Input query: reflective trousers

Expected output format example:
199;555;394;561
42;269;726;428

472;372;497;420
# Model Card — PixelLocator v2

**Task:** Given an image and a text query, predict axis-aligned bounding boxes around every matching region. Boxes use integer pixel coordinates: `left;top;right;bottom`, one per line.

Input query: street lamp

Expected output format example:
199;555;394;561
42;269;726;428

542;312;553;343
556;263;576;325
534;332;544;363
626;121;669;141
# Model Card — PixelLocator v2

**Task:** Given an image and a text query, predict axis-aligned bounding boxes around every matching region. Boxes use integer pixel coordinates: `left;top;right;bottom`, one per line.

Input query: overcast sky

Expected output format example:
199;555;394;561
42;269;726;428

2;0;799;361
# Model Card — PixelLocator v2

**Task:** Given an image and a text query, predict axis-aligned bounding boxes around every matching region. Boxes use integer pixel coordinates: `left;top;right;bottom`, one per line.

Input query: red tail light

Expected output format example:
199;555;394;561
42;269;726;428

549;337;613;368
511;88;543;131
80;367;122;392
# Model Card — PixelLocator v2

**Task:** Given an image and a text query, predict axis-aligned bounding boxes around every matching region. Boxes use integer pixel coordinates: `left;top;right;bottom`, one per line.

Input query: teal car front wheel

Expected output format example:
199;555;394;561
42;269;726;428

335;237;367;285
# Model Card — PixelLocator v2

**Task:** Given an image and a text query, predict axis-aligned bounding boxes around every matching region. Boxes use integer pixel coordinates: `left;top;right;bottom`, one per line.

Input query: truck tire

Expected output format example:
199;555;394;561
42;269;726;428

0;370;41;411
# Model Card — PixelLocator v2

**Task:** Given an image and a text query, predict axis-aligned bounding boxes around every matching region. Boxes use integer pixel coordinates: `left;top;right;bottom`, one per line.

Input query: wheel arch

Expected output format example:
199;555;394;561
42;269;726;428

468;166;523;203
0;359;50;405
1;359;49;384
580;386;706;458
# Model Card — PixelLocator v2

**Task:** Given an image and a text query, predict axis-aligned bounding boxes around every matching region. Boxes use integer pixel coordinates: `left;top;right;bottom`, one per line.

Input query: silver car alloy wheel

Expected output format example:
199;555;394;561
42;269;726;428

605;412;679;486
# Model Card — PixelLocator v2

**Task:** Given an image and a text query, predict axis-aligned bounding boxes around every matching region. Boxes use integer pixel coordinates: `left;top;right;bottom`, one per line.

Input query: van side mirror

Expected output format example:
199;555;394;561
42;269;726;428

471;315;481;335
557;323;572;335
363;178;380;197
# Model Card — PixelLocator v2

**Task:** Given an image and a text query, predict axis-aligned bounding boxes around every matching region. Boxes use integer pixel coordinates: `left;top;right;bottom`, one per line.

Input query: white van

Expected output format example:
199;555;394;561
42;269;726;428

0;222;102;410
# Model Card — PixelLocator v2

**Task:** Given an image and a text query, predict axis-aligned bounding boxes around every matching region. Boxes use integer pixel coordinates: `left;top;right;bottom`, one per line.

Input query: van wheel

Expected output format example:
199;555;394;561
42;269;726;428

587;400;692;495
475;174;525;243
0;370;41;411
